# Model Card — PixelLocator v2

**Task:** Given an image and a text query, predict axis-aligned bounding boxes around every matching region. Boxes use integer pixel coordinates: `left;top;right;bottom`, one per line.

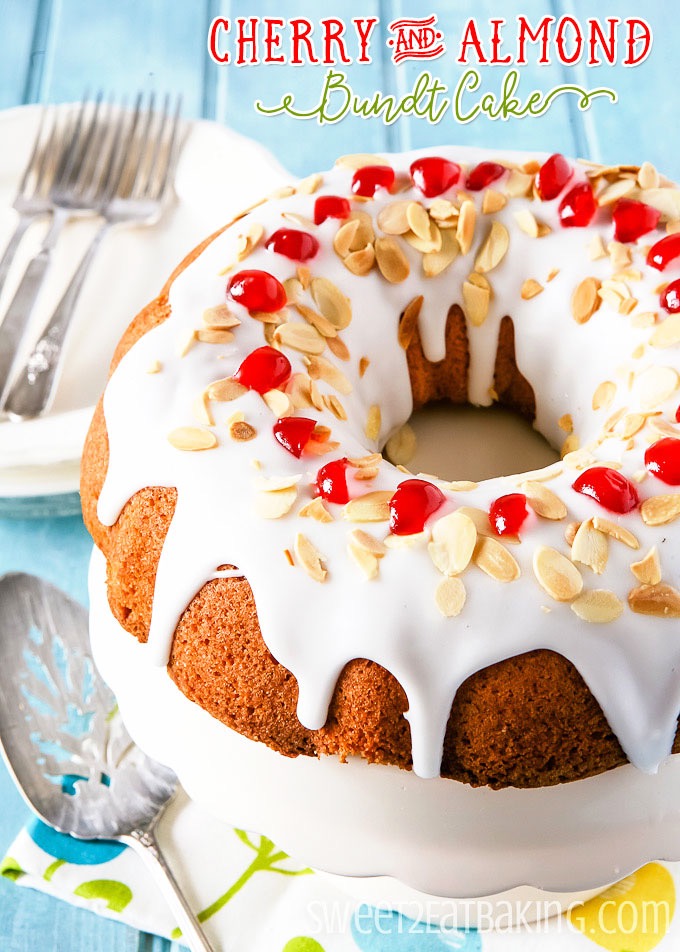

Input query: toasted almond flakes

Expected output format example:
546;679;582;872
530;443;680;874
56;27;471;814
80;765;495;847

514;208;539;238
428;511;477;576
571;277;601;324
474;221;509;273
385;424;417;467
463;275;491;327
588;234;608;260
197;328;235;345
638;162;659;190
406;202;432;241
435;577;466;617
533;545;583;601
591;516;640;549
377;201;411;235
146;359;162;374
571;518;608;574
521;481;567;520
294;533;327;582
262;388;292;418
177;328;197;357
473;536;521;581
558;414;573;433
310;277;352;330
193;390;214;426
383;531;428;549
651;315;680;348
344;245;376;276
628;583;680;618
635;365;679;409
375;236;410;284
592;380;616;411
481;189;507;214
565;521;580;546
299;497;333;523
423;229;459;278
343;491;393;523
505;169;533;198
333;219;361;257
398;295;423;349
336;153;387;170
168;426;217;452
359;356;370;378
571;589;624;623
202;304;240;329
327;335;350;362
631;546;662;585
306;355;352;395
347;538;380;579
521;278;543;300
294;304;337;338
456;200;476;255
230;420;256;441
640;494;680;526
274;321;326;355
296;172;323;195
362;404;381;442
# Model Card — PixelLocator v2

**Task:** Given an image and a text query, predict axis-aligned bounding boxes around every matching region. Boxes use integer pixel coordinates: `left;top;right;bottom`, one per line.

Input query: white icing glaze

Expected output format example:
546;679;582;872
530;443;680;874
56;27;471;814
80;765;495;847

97;145;680;781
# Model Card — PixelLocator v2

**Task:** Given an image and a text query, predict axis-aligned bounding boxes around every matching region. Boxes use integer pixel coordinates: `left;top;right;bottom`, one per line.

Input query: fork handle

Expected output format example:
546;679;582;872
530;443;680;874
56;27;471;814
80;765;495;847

0;213;36;298
3;222;111;419
0;208;70;405
120;825;217;952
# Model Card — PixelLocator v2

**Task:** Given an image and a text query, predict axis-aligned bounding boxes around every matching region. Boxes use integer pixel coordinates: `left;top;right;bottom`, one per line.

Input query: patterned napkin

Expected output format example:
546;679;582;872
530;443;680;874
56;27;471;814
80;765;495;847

3;787;680;951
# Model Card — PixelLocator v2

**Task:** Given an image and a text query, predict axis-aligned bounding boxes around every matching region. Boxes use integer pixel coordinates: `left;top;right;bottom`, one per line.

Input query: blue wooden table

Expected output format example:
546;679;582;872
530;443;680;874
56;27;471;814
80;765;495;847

0;1;677;948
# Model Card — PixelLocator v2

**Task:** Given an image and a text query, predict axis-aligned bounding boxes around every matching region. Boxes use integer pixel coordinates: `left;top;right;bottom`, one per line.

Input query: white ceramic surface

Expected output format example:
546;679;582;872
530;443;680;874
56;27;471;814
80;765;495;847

89;546;680;907
0;105;289;501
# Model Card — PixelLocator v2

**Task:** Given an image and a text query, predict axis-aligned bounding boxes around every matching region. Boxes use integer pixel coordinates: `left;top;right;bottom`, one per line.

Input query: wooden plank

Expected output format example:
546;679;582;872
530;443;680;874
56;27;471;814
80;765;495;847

0;0;42;107
203;0;388;176
39;0;208;118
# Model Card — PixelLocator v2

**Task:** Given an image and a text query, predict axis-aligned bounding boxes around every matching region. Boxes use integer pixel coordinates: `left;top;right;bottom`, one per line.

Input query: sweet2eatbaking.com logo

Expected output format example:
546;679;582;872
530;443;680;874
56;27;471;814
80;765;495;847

207;13;652;125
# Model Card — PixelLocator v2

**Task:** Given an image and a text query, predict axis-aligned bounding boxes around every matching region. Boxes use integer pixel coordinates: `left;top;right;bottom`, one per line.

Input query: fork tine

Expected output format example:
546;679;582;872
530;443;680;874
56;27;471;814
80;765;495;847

140;92;170;197
127;92;158;198
17;105;49;197
54;92;103;192
149;95;183;202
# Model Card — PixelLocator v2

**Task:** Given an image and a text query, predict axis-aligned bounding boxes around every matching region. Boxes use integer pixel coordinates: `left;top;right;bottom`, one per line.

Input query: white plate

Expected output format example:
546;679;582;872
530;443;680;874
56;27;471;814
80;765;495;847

0;105;290;506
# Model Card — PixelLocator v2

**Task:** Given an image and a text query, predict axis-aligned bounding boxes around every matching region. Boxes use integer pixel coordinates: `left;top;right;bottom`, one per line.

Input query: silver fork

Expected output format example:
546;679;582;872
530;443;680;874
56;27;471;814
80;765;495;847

0;106;62;296
3;94;182;420
0;95;116;404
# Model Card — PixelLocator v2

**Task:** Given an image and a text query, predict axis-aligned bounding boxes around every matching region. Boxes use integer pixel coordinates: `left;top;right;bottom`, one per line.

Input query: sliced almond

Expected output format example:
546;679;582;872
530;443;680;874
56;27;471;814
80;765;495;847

350;529;387;558
229;420;256;441
406;202;432;241
384;530;428;549
398;295;423;349
306;355;352;394
193;389;214;426
168;426;217;452
514;208;539;238
474;221;509;273
423;228;459;278
473;536;520;582
347;211;375;249
365;404;382;442
262;388;292;418
296;172;323;195
504;169;533;198
521;481;567;520
631;546;662;584
146;359;162;374
403;221;442;254
571;518;608;574
177;328;197;357
533;545;583;601
310;277;352;330
343;490;393;523
299;497;333;523
628;583;680;618
456;200;476;255
463;273;491;327
274;321;325;355
255;486;297;519
640;494;680;526
481;189;507;214
294;533;327;582
348;539;380;579
592;380;616;411
294;303;337;338
521;278;543;300
558;414;574;434
638;161;659;190
377;200;411;235
637;188;680;221
597;178;636;206
636;366;679;409
359;356;370;378
333;218;361;257
428;511;477;577
571;277;601;324
435;577;466;617
327;335;350;362
375;236;410;284
336;153;387;170
588;234;608;260
571;589;624;623
651;315;680;348
343;244;376;276
385;424;417;467
202;304;240;329
591;516;640;549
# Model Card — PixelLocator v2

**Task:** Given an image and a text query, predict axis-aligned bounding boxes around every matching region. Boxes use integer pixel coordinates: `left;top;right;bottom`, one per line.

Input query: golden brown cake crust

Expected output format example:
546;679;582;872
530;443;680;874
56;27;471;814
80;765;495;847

81;224;678;791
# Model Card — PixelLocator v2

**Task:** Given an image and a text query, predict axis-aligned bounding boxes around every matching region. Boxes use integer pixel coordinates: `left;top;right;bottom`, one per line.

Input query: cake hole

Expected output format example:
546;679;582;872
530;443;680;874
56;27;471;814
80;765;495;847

389;403;559;483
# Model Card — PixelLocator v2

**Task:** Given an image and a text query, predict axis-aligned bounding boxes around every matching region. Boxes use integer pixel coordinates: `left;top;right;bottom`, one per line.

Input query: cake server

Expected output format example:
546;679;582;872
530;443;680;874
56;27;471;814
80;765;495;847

0;572;216;952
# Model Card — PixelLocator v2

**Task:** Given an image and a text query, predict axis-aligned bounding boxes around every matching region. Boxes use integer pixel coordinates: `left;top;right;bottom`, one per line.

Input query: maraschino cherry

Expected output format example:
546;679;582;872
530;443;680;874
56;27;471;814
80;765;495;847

314;195;350;225
489;493;528;536
612;199;660;243
273;418;316;458
572;466;639;513
388;479;445;535
265;229;319;262
536;153;572;200
316;459;350;504
660;279;680;313
233;346;291;394
227;270;286;313
465;161;504;191
558;183;597;228
644;437;680;485
647;233;680;271
351;165;395;198
409;157;460;197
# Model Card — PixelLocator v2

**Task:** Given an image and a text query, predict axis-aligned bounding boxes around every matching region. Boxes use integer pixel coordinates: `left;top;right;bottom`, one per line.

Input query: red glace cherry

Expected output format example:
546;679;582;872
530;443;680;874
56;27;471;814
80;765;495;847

536;153;573;200
351;165;395;198
465;161;505;191
489;493;528;536
676;405;680;423
644;437;680;485
661;279;680;313
388;479;445;536
316;458;350;504
558;183;597;228
227;270;286;313
572;466;639;513
273;417;316;459
265;229;319;262
612;199;661;244
409;157;461;198
647;233;680;271
233;346;291;394
314;195;351;225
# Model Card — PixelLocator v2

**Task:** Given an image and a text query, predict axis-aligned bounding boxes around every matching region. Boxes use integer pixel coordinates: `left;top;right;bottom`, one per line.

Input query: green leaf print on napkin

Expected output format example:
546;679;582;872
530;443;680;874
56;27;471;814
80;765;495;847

0;856;26;882
171;829;313;940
